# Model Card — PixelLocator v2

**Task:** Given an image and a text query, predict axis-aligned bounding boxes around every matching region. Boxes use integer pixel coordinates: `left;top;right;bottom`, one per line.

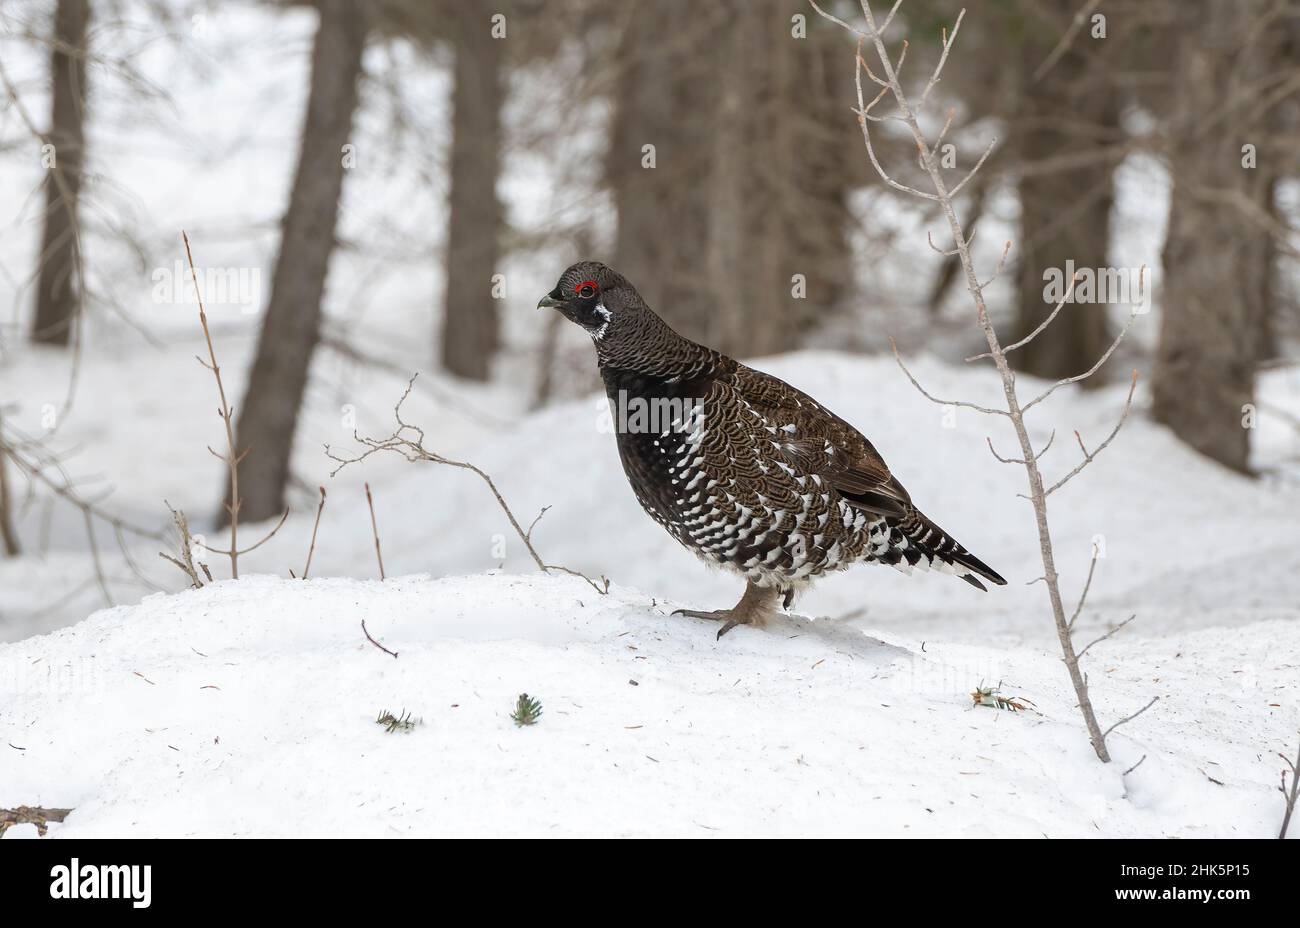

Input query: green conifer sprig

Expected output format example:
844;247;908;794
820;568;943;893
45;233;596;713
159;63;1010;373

511;693;542;727
375;708;420;733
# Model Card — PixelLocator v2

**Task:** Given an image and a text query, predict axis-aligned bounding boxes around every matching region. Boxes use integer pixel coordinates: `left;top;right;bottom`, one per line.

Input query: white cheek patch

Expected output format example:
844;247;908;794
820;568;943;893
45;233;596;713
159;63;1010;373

591;301;612;340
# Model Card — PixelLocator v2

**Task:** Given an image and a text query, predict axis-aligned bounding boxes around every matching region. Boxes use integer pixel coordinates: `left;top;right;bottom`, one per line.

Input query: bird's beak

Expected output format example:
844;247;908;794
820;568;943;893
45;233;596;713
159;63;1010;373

537;294;562;311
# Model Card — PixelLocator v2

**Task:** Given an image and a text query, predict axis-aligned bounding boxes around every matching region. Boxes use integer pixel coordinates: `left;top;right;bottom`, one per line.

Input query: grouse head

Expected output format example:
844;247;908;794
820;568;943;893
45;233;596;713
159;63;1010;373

537;260;642;340
538;260;704;378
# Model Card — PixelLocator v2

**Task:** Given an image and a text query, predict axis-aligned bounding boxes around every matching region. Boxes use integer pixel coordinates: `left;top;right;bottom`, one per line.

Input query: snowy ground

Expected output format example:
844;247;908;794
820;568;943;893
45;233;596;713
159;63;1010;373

2;0;1299;837
2;572;1294;838
2;348;1299;837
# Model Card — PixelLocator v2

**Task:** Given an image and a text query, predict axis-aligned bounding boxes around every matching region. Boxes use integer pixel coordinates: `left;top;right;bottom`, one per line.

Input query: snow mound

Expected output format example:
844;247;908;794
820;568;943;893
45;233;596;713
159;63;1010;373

2;573;1294;837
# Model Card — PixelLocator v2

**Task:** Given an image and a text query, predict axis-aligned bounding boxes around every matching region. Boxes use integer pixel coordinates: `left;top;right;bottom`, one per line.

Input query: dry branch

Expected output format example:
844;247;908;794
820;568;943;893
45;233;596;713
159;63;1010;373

1076;613;1136;659
1068;546;1101;631
1044;372;1139;497
965;270;1078;362
1280;736;1299;839
361;619;398;658
364;482;386;580
1032;0;1104;82
205;507;289;559
812;0;1150;763
327;376;609;595
1102;696;1160;740
302;486;326;579
1;415;163;601
0;412;19;557
888;338;1009;416
181;232;286;579
158;502;211;589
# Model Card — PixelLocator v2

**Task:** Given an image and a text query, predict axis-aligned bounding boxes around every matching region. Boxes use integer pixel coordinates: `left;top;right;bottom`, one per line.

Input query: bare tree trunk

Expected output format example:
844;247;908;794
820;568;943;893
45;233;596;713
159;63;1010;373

1255;168;1282;365
608;0;852;358
439;6;503;381
1010;0;1119;383
225;0;367;525
704;14;749;354
31;0;89;347
608;0;696;338
0;413;20;557
1153;0;1276;474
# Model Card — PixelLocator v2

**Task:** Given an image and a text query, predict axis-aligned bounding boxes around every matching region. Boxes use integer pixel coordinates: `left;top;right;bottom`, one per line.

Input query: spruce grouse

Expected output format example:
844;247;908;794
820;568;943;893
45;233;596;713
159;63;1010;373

539;261;1006;637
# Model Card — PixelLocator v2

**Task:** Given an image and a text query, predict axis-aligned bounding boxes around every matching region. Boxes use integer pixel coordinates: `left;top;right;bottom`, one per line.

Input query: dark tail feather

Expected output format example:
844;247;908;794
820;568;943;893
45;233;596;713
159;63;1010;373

951;549;1006;589
901;509;1007;590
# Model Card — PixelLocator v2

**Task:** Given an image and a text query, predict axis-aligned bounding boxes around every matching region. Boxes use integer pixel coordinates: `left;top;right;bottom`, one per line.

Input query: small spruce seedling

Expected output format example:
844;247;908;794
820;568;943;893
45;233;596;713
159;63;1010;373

970;683;1035;713
375;708;420;733
511;693;542;727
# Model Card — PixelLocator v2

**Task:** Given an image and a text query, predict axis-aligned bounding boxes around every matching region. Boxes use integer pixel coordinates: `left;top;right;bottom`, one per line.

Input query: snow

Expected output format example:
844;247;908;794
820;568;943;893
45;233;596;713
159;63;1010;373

1;0;1298;838
2;338;1299;836
2;571;1293;837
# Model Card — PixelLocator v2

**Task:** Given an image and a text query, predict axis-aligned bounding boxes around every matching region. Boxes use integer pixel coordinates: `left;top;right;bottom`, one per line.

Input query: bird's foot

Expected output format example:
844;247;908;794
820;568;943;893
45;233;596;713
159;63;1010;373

671;607;754;639
670;582;785;640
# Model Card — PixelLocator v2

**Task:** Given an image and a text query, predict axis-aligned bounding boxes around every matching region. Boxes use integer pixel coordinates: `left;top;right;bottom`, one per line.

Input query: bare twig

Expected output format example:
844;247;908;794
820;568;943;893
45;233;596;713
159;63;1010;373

889;338;1010;416
1044;371;1140;496
1068;546;1101;631
852;42;940;199
976;239;1012;291
986;429;1054;465
1122;754;1147;776
1022;301;1144;413
1077;613;1136;659
327;376;609;595
320;332;511;429
302;487;326;580
920;8;965;104
927;228;964;257
0;412;19;556
206;508;289;559
811;0;1149;763
182;231;240;578
82;509;111;607
1102;696;1160;740
966;269;1079;362
1280;735;1299;840
0;420;162;542
158;502;207;589
364;482;385;581
525;505;552;545
1033;0;1104;82
361;619;397;658
947;136;997;198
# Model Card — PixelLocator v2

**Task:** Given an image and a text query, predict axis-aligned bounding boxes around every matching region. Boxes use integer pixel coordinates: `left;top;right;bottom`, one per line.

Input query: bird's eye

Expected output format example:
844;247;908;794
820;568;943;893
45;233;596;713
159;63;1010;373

575;280;597;299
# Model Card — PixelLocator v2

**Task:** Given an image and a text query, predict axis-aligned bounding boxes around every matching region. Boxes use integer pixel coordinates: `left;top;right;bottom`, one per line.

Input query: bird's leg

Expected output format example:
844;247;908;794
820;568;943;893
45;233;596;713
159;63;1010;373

672;582;784;639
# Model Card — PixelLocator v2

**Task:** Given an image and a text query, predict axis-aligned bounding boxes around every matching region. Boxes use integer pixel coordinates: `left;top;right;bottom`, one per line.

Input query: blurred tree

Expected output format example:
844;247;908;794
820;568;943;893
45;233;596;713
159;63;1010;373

1153;0;1291;473
0;411;18;556
606;0;857;358
226;0;369;525
1008;0;1123;384
439;4;503;381
31;0;90;347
